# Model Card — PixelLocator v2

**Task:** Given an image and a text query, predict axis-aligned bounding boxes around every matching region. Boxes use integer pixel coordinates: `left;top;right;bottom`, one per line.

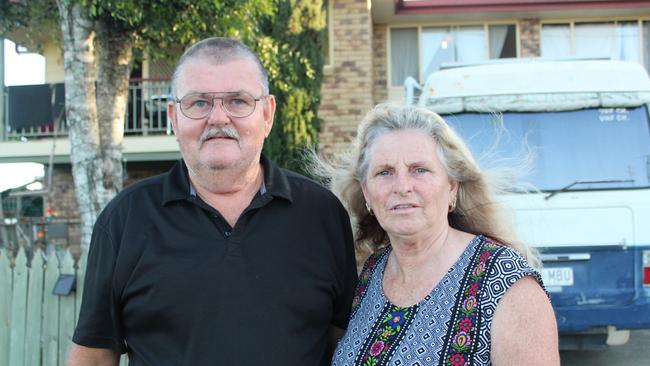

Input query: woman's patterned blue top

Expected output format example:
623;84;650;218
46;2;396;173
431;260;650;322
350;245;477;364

332;235;543;366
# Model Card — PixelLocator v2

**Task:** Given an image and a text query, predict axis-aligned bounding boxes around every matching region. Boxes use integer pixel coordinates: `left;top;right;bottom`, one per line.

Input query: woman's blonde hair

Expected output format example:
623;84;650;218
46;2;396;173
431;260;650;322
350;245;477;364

323;103;540;267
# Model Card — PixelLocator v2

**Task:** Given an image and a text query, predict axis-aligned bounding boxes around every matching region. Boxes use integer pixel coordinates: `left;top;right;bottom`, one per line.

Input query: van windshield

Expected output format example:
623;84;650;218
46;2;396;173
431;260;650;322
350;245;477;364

443;106;650;191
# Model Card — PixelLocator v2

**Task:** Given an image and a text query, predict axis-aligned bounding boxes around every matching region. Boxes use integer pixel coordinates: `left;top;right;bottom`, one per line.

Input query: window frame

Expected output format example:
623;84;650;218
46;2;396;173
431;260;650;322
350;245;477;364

540;17;650;66
387;21;520;89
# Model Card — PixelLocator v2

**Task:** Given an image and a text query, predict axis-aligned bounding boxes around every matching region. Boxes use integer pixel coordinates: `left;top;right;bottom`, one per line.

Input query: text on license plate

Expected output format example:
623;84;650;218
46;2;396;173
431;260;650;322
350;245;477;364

541;267;574;287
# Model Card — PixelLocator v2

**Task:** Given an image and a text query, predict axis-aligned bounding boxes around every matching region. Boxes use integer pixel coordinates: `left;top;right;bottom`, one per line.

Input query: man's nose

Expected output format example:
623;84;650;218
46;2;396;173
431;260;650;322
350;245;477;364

206;99;230;124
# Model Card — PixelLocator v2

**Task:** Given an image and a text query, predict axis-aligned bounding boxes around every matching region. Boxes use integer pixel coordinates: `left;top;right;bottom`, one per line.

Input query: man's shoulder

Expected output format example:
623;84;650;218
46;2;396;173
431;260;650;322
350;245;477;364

97;171;169;223
124;172;167;193
281;168;338;200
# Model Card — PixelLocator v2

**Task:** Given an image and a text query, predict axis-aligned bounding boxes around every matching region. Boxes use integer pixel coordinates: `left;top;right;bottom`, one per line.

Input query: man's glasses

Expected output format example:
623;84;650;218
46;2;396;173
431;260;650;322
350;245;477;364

175;91;265;119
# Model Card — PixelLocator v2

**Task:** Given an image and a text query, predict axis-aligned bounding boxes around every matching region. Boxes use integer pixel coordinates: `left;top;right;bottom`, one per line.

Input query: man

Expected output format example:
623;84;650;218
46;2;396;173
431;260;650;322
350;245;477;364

67;37;357;366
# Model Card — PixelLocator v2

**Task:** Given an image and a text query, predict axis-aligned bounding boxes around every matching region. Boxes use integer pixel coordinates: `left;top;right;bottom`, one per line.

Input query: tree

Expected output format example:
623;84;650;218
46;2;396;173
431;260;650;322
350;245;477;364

258;0;327;176
1;0;326;248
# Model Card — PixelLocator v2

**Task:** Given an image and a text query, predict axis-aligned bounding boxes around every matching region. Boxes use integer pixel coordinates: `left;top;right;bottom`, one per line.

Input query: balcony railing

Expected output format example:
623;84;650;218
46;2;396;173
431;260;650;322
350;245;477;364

1;79;172;141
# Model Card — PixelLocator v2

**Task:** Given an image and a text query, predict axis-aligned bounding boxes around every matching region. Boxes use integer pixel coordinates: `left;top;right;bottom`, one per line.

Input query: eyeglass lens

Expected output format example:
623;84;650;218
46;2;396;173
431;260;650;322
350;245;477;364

179;92;258;119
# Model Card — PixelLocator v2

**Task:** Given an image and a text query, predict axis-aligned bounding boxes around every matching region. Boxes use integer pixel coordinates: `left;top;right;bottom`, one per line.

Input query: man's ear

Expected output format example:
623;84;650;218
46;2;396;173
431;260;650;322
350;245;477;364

262;95;276;138
168;101;179;137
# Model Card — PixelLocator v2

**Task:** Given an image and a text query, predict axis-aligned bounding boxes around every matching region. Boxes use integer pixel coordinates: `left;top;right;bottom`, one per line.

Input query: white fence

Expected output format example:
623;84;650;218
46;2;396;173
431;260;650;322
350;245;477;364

0;248;127;365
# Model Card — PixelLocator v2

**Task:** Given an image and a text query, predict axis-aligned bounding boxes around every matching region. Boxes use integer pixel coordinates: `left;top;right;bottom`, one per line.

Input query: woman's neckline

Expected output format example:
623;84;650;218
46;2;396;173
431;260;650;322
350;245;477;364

378;234;483;308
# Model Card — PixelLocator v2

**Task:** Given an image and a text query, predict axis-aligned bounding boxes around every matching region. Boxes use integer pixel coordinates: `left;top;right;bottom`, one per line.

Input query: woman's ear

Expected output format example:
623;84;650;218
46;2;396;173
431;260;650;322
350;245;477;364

361;183;370;205
450;178;460;197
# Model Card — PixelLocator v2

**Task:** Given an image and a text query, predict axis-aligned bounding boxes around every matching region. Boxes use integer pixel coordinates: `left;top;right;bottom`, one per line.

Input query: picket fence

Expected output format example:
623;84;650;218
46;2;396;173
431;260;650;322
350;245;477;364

0;248;128;366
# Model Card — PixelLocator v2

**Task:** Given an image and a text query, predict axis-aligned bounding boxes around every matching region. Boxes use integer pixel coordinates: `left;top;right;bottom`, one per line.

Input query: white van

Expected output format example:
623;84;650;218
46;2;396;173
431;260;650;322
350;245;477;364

411;59;650;350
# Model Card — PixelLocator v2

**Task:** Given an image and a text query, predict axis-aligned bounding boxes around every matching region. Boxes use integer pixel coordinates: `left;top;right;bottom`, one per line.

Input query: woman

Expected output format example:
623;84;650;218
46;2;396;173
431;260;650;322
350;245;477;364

329;104;559;365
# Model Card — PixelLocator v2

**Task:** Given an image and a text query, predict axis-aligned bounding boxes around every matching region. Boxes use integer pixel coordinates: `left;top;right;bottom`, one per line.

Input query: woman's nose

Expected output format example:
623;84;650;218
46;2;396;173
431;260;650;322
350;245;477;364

393;172;413;195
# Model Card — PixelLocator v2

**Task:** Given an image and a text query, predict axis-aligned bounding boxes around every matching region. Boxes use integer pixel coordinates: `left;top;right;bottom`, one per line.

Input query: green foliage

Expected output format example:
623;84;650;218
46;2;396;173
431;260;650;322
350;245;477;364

0;0;59;51
0;0;29;34
257;0;327;176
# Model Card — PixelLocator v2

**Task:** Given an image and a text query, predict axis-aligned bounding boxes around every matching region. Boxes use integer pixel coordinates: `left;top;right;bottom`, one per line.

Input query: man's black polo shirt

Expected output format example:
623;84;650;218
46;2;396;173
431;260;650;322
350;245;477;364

72;156;357;366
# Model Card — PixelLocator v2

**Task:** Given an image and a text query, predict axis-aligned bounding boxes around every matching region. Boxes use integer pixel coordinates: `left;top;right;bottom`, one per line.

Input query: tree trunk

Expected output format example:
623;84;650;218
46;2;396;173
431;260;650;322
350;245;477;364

95;19;134;193
56;0;107;249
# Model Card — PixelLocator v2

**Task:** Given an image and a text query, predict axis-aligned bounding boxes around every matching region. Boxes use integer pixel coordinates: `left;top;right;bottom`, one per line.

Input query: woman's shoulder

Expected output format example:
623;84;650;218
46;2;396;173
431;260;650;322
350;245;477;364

361;246;390;269
478;236;537;269
356;246;390;291
476;235;545;294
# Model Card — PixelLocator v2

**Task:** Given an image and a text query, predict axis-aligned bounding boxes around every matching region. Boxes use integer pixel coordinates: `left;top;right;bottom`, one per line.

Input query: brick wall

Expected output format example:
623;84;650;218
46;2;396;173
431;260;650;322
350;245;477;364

48;161;176;251
372;24;388;105
318;0;375;155
520;18;542;57
50;165;79;223
49;165;81;252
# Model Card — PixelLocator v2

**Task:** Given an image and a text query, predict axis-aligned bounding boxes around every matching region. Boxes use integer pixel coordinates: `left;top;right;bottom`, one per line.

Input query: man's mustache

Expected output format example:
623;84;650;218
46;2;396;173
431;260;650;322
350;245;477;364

199;127;240;144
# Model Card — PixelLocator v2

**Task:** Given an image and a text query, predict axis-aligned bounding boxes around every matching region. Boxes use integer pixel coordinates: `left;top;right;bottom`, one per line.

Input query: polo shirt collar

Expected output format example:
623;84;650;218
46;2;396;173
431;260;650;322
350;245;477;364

260;154;292;202
161;160;190;205
162;154;293;205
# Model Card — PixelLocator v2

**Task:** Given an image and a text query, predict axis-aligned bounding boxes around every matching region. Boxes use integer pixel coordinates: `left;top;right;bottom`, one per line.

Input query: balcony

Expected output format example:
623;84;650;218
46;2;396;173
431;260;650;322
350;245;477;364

0;79;181;164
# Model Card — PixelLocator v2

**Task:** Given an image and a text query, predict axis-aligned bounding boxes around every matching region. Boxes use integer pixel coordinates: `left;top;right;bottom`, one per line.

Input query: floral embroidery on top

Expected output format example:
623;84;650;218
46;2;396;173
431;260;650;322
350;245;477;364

351;249;387;314
356;304;417;366
441;238;501;366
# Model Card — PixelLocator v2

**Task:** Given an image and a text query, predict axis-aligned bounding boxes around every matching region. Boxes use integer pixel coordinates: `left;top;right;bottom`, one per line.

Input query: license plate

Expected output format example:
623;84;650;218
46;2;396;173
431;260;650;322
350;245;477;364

541;267;574;287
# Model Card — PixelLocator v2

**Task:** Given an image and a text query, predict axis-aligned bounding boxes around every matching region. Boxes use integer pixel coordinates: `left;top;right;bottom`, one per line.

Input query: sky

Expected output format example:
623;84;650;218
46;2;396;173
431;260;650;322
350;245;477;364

1;39;46;192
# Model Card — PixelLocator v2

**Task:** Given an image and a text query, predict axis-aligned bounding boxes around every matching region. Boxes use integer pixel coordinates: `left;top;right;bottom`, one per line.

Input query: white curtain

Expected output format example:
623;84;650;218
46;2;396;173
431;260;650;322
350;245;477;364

489;25;508;59
541;24;571;58
420;27;453;80
391;28;419;86
618;22;639;62
575;23;617;59
456;26;486;62
543;22;643;64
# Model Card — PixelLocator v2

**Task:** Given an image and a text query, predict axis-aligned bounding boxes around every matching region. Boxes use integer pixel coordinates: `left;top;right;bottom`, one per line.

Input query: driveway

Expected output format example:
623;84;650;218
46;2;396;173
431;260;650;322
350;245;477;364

561;330;650;365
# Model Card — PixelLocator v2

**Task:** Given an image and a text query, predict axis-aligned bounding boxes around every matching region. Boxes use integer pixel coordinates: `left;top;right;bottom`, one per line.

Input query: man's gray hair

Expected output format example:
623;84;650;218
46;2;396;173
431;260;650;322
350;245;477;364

170;37;269;99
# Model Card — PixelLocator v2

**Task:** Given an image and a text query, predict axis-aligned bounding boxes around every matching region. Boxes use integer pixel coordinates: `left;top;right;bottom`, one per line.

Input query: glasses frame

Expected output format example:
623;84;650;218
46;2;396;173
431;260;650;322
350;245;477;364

175;91;266;119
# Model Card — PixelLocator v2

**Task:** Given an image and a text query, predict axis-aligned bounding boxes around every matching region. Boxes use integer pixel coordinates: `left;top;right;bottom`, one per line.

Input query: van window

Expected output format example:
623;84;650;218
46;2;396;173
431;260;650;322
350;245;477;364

443;106;650;191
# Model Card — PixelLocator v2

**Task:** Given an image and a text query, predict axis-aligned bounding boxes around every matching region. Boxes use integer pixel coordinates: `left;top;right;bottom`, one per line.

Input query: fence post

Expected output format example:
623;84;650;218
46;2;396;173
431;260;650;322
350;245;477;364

9;248;27;366
42;250;59;366
0;249;11;366
58;250;76;365
75;247;87;325
26;250;45;366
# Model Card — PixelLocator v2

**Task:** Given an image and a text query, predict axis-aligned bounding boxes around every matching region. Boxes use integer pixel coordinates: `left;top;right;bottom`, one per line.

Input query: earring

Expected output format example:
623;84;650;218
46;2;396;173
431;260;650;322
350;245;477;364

448;196;457;213
365;202;374;216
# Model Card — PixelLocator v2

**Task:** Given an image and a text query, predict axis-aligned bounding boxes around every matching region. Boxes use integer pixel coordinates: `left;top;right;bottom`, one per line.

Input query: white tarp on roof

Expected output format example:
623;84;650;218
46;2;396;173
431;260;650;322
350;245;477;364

415;59;650;114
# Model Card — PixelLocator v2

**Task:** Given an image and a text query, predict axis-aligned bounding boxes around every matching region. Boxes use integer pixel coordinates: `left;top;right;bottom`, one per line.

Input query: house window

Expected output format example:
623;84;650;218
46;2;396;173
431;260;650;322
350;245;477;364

540;23;571;57
490;24;517;58
390;24;516;87
541;20;646;68
420;26;485;79
391;28;419;87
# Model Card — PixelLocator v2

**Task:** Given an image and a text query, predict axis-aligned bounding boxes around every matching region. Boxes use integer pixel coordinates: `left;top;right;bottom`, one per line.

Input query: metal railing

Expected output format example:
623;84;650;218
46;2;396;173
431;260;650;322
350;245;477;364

125;79;172;136
2;79;172;141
